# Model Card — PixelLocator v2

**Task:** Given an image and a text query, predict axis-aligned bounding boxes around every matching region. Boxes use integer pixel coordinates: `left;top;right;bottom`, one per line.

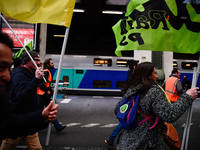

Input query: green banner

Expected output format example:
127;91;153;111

112;0;200;57
13;41;33;59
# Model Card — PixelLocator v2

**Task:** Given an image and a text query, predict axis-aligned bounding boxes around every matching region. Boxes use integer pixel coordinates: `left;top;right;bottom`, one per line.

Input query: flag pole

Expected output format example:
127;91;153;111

1;14;37;69
181;54;200;150
45;27;70;146
0;14;47;82
181;68;196;150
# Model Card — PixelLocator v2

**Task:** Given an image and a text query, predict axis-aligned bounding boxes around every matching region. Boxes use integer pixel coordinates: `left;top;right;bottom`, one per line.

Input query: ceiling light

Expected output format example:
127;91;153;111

73;9;85;13
102;10;124;14
53;35;65;37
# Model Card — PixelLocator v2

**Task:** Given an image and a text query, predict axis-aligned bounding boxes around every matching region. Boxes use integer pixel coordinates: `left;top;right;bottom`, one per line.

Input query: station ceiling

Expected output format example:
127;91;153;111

46;0;199;59
46;0;131;56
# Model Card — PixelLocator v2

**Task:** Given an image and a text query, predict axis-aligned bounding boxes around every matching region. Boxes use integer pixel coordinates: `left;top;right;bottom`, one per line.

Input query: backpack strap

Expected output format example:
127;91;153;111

137;85;171;131
138;107;159;130
138;114;154;126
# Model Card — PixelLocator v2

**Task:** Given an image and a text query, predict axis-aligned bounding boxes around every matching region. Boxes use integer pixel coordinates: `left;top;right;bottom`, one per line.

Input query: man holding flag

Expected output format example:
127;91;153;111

0;31;58;143
1;50;46;149
0;0;76;146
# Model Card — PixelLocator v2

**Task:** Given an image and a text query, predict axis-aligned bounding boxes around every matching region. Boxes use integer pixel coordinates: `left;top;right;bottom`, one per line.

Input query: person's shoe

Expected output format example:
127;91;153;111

105;138;114;149
56;125;66;133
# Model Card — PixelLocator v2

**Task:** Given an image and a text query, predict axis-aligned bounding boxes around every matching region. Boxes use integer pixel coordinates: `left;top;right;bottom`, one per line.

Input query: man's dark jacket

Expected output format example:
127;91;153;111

0;91;47;140
10;67;40;114
0;67;48;140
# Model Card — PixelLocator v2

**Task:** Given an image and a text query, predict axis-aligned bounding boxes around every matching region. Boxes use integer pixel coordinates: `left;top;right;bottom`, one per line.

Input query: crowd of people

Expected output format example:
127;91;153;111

0;30;199;150
0;31;65;149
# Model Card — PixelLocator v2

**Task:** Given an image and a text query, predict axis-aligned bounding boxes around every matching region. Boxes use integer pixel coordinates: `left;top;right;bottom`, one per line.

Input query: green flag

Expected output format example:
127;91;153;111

112;0;200;57
13;41;33;59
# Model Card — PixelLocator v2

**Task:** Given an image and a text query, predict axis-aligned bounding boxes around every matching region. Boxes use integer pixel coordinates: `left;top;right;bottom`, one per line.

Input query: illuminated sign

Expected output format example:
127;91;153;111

2;28;34;47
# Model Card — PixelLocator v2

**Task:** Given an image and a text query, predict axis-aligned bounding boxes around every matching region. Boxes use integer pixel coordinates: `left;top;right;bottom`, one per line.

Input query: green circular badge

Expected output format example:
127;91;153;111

120;104;128;114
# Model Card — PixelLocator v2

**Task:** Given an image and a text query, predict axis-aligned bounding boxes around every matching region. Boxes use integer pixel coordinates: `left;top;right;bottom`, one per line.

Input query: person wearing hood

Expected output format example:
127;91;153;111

162;68;184;103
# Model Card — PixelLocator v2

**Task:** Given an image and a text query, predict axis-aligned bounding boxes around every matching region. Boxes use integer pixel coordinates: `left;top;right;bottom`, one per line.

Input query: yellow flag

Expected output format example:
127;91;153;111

0;0;75;28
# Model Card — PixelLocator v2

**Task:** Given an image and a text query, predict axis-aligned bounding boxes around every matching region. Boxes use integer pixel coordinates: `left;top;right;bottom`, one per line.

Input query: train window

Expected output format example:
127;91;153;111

76;70;84;74
117;59;128;67
117;59;139;68
93;58;112;67
93;80;111;88
181;62;197;70
173;61;178;68
63;76;69;87
116;81;126;88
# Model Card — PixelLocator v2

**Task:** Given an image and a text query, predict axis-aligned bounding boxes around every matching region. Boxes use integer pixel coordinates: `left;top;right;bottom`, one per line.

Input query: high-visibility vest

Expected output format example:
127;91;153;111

37;69;52;95
165;76;181;102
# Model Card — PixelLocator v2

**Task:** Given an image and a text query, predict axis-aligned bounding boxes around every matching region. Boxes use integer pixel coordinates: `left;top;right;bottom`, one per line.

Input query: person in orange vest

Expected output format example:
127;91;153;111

37;58;66;133
162;68;185;103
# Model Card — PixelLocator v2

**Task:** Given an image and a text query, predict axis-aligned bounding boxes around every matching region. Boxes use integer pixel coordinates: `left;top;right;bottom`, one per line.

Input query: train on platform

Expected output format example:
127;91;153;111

46;55;200;95
46;54;137;96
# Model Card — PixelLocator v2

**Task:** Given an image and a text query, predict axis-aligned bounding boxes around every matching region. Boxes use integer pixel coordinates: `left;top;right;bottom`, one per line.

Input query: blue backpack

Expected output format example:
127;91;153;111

117;94;141;130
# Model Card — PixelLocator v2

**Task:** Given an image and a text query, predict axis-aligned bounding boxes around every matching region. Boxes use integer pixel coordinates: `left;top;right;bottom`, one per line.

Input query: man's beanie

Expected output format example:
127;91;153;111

21;51;38;65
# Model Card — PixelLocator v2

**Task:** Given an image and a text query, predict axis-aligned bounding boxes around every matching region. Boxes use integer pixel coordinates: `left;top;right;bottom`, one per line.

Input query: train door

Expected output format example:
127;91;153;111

52;67;89;90
51;67;74;89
